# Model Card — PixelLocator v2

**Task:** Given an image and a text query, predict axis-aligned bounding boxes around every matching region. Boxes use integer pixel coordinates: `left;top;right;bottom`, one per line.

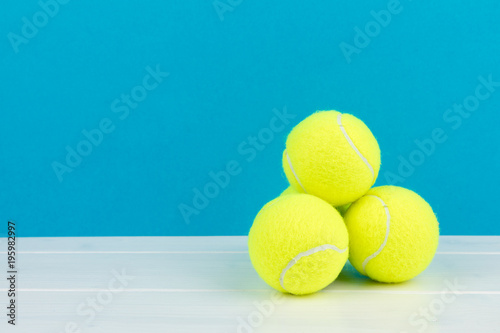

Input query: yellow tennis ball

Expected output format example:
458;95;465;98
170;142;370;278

280;186;351;216
282;110;381;206
335;202;352;217
280;185;299;196
344;186;439;283
248;194;349;295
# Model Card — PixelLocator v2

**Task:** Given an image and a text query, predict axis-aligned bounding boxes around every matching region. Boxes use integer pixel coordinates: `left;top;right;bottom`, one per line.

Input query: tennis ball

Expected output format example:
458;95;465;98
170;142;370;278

248;194;349;295
280;185;299;196
336;202;352;217
283;110;381;206
344;186;439;283
280;186;351;216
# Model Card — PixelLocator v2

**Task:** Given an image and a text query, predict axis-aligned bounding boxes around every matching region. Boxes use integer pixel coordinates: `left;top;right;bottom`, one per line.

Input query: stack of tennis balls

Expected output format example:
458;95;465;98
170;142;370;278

248;110;439;295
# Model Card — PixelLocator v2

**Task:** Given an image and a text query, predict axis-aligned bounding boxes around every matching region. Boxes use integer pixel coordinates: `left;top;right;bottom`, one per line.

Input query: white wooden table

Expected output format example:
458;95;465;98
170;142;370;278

1;236;499;332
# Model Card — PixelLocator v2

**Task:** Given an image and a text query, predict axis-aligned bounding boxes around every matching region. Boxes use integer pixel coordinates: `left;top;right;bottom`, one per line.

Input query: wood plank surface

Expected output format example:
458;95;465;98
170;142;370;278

0;236;498;332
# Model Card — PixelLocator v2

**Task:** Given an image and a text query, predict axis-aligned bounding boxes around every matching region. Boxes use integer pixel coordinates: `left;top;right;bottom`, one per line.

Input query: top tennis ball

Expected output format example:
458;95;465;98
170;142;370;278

282;110;381;206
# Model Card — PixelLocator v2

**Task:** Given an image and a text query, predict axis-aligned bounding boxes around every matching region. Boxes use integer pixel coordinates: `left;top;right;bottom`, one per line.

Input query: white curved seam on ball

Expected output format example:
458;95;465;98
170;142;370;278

337;113;375;181
279;244;347;292
361;195;391;275
285;150;307;193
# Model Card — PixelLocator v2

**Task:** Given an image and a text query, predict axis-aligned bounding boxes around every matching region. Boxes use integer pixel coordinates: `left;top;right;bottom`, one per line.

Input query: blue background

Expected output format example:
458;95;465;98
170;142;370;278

1;0;499;237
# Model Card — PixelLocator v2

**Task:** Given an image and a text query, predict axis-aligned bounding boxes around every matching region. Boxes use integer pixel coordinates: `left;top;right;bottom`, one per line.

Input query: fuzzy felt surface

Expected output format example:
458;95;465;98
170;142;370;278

281;186;351;217
344;186;439;283
248;194;349;295
282;110;381;206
